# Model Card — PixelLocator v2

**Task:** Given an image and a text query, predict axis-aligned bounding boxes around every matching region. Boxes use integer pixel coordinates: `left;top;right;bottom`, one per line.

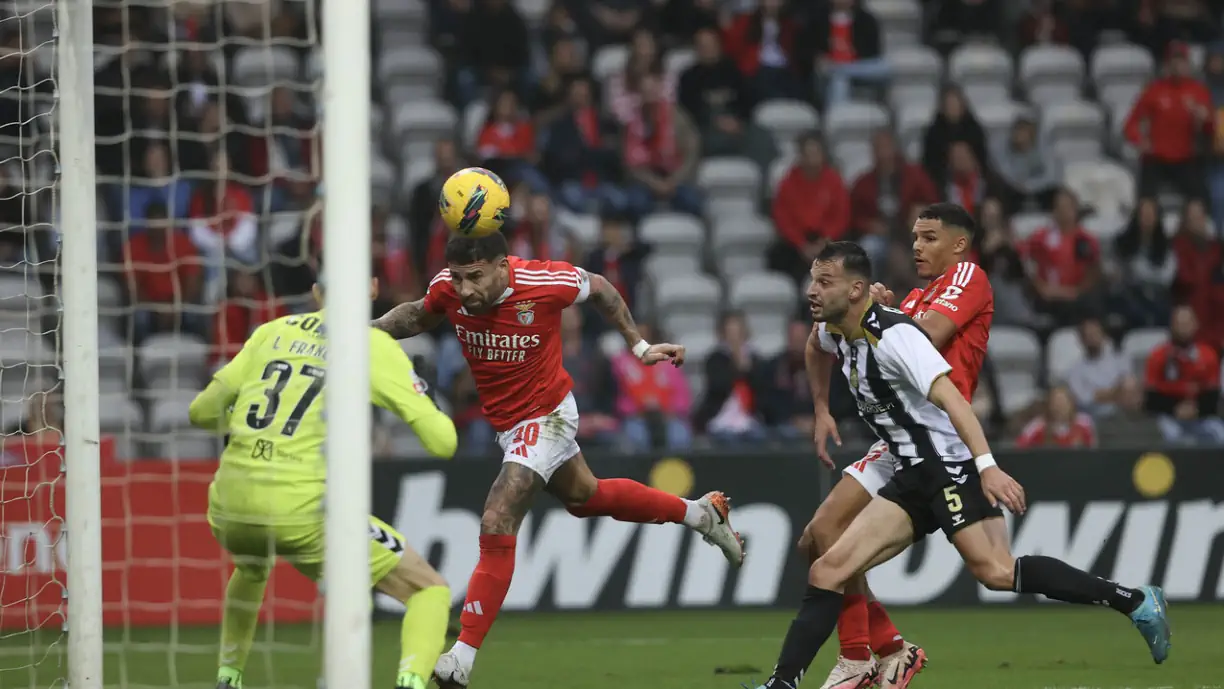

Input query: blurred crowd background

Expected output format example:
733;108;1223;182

3;0;1224;460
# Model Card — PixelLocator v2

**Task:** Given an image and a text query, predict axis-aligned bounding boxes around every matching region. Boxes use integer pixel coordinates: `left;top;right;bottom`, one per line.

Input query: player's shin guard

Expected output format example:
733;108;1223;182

218;565;270;686
836;594;872;661
565;478;687;524
767;586;844;689
398;585;451;685
457;534;517;649
867;600;905;657
1014;555;1144;614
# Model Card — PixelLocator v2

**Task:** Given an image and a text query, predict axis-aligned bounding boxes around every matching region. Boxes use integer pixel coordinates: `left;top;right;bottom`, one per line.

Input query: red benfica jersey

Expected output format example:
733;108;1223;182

423;256;590;431
897;261;993;399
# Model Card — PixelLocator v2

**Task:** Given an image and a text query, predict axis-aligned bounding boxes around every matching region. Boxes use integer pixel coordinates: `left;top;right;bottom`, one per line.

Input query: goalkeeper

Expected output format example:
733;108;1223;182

188;277;458;689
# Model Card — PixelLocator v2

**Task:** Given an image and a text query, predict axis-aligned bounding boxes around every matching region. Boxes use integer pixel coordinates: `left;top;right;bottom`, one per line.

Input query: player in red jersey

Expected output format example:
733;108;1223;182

800;203;993;689
374;232;745;688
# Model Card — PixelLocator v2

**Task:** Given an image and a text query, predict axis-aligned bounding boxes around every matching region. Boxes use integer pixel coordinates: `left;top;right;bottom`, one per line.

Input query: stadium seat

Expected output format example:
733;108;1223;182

639;213;705;255
1045;326;1086;383
100;392;143;434
866;0;922;48
753;100;820;145
1082;213;1128;243
157;432;223;461
712;214;774;257
885;45;943;92
232;46;301;88
1062;159;1135;218
399;157;435;208
825;102;889;149
665;48;696;79
1;330;54;368
98;344;135;390
768;156;794;196
374;0;427;29
371;155;396;201
729;272;798;343
1041;100;1104;164
973;100;1028;151
1091;43;1154;94
556;211;600;249
1011;212;1050;240
377;46;442;91
139;333;210;385
717;252;768;281
514;0;551;28
705;196;758;222
988;326;1043;415
391;99;458;149
399;335;437;365
1019;45;1085;107
643;253;702;284
462;100;489;150
696;157;761;200
948;44;1013;94
835;146;873;182
888;84;938;127
894;105;935;161
1121;328;1167;373
656;274;722;340
147;391;198;433
592;45;629;83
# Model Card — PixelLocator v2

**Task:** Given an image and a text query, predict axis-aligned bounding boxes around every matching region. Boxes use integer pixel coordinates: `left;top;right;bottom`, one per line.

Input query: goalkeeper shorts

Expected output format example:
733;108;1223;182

208;512;407;586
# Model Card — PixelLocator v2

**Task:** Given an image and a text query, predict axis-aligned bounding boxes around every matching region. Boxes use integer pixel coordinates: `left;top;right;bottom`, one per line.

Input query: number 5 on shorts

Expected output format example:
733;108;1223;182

943;485;963;513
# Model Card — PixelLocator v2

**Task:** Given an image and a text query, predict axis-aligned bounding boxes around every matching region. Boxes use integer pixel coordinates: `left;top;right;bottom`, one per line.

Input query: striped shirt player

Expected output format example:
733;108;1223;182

755;241;1169;689
373;232;745;689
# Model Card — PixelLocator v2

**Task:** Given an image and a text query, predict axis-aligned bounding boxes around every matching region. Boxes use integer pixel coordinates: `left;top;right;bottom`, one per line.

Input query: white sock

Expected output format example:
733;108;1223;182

681;499;707;530
451;641;478;670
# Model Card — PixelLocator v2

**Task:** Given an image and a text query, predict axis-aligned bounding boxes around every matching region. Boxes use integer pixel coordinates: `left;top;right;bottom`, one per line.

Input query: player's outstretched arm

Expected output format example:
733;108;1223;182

188;380;237;433
928;376;1026;514
369;331;458;459
587;271;685;366
372;298;445;339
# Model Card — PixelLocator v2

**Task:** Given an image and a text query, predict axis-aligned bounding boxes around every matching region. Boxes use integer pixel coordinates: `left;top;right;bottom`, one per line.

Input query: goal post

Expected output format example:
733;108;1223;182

57;0;105;686
320;0;374;687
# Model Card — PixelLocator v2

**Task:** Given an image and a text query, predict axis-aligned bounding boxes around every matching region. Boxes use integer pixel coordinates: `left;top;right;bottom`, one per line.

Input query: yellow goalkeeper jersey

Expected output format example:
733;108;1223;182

189;311;457;524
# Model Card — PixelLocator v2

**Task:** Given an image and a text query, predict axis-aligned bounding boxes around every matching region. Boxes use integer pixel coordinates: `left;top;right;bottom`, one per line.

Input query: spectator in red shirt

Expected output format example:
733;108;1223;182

1144;305;1224;445
476;89;549;193
610;322;693;451
123;202;205;342
770;132;850;283
1021;187;1102;327
623;71;704;218
942;141;1008;218
211;269;288;367
721;0;808;102
188;150;259;281
851;129;939;240
1016;386;1097;448
505;192;574;261
802;0;889;109
1171;198;1224;350
1124;41;1214;200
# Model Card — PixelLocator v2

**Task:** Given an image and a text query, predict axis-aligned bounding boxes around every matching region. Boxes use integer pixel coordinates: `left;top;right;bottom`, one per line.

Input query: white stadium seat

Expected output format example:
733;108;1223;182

665;48;696;79
1045;326;1086;383
825;102;890;147
139;333;210;385
988;326;1043;415
1083;213;1128;243
591;45;629;83
697;157;761;200
392;99;458;148
1019;45;1085;107
753;100;820;144
1011;212;1050;241
639;213;705;255
886;45;944;92
972;100;1028;151
712;215;775;256
644;253;702;282
866;0;922;49
1063;159;1135;218
1121;328;1168;373
232;46;300;88
1091;43;1154;92
377;46;442;90
1042;100;1104;164
948;44;1013;92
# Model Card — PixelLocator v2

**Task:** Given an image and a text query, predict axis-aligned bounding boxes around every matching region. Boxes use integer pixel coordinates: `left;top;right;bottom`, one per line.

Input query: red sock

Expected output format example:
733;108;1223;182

457;534;516;649
565;478;686;524
868;600;905;657
837;594;872;661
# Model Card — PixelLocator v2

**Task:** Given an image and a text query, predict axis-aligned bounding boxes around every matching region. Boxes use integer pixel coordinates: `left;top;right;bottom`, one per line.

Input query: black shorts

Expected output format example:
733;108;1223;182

877;459;1003;540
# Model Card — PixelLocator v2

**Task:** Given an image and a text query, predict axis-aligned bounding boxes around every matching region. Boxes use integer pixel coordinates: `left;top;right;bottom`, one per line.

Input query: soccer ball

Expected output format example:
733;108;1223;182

438;167;511;237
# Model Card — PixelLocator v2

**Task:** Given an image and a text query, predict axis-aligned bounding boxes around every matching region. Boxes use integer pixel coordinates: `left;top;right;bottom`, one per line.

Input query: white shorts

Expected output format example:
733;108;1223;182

842;440;901;496
496;392;581;481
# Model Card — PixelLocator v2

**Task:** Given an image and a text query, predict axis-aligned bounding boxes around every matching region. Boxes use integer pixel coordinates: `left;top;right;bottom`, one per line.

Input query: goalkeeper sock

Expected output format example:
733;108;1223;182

397;585;451;684
867;599;905;657
218;566;268;682
836;594;872;661
457;534;516;649
564;478;688;524
1014;555;1144;614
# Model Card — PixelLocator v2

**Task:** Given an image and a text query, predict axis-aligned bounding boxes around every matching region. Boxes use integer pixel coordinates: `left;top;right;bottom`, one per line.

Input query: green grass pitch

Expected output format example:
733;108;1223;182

10;606;1222;689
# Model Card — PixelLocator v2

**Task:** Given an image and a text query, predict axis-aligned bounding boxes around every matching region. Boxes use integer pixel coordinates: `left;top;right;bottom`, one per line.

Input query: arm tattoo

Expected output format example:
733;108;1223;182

588;272;643;347
371;298;443;339
481;462;544;535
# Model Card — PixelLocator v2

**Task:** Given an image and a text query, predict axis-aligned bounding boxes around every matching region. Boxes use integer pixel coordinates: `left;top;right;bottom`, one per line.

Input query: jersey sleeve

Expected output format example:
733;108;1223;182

212;322;271;391
924;262;992;329
190;323;271;431
368;330;458;459
421;269;455;315
878;323;953;398
814;322;839;354
520;259;591;307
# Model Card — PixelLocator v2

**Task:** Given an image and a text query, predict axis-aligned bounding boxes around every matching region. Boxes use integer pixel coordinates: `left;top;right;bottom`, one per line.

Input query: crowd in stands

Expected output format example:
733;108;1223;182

4;0;1224;459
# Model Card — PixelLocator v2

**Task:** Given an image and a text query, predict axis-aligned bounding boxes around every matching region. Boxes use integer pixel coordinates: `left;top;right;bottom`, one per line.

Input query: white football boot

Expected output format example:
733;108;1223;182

432;650;472;689
817;657;880;689
878;642;927;689
694;491;746;566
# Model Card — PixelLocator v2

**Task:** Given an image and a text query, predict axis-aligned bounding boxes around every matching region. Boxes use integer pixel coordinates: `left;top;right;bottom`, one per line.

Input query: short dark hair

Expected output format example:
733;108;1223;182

918;202;976;237
815;241;872;279
444;231;509;265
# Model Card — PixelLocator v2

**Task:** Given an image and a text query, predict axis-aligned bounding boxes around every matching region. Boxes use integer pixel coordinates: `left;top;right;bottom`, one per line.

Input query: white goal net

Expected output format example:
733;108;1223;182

0;0;65;687
8;0;342;687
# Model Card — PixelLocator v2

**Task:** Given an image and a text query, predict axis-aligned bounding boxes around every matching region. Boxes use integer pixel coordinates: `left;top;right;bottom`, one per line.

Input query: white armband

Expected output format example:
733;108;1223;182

632;340;651;360
974;453;997;473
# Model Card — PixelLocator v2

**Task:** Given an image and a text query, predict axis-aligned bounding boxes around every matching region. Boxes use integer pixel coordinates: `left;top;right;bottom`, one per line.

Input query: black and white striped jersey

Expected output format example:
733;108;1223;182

816;302;970;467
